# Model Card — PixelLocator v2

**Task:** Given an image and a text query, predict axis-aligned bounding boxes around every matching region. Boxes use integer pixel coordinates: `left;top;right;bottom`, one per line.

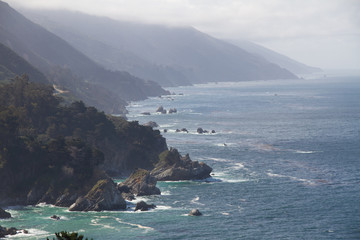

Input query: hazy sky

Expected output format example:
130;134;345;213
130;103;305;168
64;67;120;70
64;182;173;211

6;0;360;70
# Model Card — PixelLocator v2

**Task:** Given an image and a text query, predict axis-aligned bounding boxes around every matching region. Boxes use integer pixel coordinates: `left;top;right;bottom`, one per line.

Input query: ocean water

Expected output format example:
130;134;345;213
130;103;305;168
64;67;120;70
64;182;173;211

1;76;360;239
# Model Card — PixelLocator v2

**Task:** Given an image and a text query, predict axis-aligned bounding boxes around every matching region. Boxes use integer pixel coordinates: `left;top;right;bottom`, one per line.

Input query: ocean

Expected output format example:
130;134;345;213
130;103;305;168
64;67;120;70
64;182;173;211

1;75;360;239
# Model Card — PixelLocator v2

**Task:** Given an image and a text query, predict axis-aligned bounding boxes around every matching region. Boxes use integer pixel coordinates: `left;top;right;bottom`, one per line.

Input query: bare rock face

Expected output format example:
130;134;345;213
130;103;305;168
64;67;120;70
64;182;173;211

150;148;212;181
156;106;167;114
0;208;11;219
69;179;126;211
118;169;161;196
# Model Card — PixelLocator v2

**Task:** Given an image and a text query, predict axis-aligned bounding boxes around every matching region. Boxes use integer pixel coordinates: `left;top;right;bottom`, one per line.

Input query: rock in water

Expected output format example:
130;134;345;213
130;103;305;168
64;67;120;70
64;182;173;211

156;106;167;114
150;148;212;181
118;169;161;196
69;179;126;211
168;108;177;114
0;208;11;219
0;226;19;238
50;215;60;220
134;201;156;211
189;209;202;216
197;128;204;134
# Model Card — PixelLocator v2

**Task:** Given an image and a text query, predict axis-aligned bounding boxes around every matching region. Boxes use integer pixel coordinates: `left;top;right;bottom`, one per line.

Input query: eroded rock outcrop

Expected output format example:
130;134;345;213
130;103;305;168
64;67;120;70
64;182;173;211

69;179;126;212
0;208;11;219
150;148;212;181
0;226;20;238
134;201;156;211
118;169;161;196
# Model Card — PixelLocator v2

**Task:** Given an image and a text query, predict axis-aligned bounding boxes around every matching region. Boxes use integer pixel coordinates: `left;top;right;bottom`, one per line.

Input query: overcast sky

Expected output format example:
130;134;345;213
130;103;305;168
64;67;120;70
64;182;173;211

6;0;360;70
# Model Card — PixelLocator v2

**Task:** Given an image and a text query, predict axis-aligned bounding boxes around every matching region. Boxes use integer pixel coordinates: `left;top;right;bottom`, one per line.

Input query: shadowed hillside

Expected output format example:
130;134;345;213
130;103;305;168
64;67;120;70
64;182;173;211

0;1;169;114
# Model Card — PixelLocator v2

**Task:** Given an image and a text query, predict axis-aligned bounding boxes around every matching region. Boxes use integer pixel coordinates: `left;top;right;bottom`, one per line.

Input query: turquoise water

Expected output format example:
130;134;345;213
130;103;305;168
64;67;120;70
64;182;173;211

1;76;360;239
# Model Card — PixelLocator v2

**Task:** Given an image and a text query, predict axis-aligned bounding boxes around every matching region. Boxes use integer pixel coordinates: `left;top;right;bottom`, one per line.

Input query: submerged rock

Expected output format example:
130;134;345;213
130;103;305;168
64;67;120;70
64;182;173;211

50;215;60;220
134;201;156;211
118;169;161;196
189;209;202;216
151;148;212;181
69;179;126;212
141;112;151;115
0;208;11;219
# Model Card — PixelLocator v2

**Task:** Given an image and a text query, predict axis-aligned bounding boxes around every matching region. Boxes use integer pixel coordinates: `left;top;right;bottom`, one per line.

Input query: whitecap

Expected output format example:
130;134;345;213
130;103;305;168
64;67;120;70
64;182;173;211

233;162;245;169
223;179;250;183
35;202;56;208
190;196;205;206
207;157;230;162
221;212;230;216
294;150;321;154
7;228;50;238
161;190;171;195
90;219;117;230
267;172;317;186
115;218;154;231
154;205;172;210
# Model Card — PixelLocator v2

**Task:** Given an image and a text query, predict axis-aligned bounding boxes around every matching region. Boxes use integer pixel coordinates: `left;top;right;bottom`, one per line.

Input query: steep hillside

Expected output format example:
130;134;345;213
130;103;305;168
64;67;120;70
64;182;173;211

0;76;168;206
229;40;322;74
0;42;48;84
0;1;168;113
21;9;298;87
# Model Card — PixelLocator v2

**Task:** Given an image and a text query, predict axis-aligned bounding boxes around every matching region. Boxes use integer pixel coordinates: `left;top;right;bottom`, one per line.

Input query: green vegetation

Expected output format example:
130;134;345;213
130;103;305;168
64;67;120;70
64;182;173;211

0;75;166;205
47;231;92;240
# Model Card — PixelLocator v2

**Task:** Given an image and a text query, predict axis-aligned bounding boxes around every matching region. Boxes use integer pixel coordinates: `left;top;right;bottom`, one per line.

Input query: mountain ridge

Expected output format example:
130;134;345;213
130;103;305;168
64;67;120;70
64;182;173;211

20;9;299;87
0;1;169;114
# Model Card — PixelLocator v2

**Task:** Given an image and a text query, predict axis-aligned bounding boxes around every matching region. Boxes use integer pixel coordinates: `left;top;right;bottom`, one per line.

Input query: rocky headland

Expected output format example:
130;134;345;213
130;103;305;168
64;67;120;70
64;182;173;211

151;148;212;181
0;76;213;216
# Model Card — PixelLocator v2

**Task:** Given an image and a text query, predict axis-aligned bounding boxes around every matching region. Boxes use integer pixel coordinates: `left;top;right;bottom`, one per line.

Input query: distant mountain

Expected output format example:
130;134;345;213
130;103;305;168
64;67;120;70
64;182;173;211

21;9;298;87
0;42;48;84
229;40;321;74
0;1;168;114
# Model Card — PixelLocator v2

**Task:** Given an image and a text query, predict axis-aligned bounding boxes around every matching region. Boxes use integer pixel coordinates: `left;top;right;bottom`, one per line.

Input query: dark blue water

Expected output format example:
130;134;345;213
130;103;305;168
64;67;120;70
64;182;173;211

1;76;359;239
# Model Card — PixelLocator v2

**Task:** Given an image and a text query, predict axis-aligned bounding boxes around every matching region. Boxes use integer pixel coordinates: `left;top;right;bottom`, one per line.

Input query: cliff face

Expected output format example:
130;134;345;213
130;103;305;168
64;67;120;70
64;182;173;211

0;76;167;207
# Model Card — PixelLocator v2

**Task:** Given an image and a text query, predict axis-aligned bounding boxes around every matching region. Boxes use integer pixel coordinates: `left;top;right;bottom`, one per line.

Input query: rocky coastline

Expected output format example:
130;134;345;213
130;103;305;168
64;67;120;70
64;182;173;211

0;77;213;238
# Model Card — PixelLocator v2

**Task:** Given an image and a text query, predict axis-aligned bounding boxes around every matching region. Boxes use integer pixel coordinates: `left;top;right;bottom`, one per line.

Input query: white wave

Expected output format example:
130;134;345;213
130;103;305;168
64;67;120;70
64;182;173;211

207;157;230;162
35;202;56;208
129;196;151;203
7;228;50;238
223;179;250;183
190;196;205;206
221;212;230;216
160;123;175;128
115;218;154;231
294;150;321;154
267;172;286;178
154;205;172;210
266;172;317;186
233;162;245;169
90;219;117;230
161;190;171;195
